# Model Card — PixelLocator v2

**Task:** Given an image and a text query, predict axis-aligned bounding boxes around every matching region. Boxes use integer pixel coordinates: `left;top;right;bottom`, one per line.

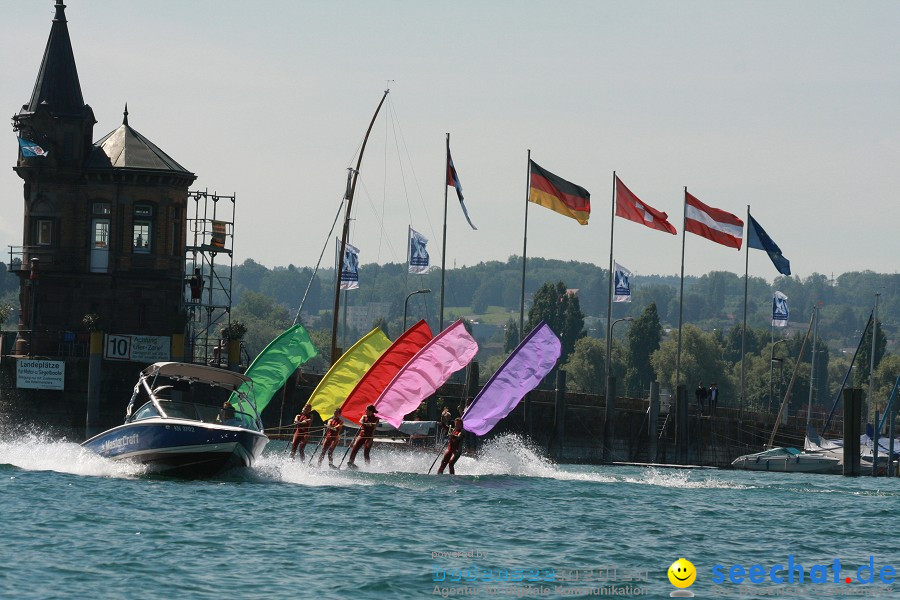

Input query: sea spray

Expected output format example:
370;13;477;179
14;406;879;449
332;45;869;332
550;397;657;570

0;431;144;478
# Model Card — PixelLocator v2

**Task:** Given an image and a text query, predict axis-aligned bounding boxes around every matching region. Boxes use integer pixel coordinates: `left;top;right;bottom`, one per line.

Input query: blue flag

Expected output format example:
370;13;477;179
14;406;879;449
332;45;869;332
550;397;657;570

18;137;49;158
447;147;477;230
747;214;791;276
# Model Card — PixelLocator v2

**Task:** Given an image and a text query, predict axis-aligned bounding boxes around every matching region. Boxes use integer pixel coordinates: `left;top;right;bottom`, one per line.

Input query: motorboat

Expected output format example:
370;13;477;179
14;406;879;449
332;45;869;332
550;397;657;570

82;362;268;477
731;447;841;474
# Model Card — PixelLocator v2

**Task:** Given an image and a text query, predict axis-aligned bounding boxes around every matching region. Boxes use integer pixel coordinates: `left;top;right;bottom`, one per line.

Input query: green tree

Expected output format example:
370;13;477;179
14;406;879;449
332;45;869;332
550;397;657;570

650;324;734;402
471;278;502;314
304;327;333;372
448;313;473;334
503;318;519;353
372;316;390;338
721;325;767;364
232;290;291;360
871;354;900;413
563;337;605;393
527;281;584;362
480;352;510;384
624;302;662;396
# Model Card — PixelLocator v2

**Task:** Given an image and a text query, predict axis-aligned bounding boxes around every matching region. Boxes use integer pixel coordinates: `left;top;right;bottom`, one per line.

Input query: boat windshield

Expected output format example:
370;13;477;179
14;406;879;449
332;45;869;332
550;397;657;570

157;400;261;431
132;401;160;422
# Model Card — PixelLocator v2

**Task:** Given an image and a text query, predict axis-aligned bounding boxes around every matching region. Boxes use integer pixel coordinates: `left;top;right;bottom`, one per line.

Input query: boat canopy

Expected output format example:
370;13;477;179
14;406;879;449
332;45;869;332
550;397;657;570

141;362;251;391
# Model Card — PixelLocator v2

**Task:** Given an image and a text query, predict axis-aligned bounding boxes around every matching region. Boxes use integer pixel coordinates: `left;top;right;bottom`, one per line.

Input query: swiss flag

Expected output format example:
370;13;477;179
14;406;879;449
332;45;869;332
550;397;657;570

615;176;677;235
684;192;744;249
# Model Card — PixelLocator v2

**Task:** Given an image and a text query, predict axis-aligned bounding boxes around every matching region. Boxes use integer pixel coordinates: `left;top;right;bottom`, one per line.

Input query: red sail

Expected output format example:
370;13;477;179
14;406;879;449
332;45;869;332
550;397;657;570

340;320;433;424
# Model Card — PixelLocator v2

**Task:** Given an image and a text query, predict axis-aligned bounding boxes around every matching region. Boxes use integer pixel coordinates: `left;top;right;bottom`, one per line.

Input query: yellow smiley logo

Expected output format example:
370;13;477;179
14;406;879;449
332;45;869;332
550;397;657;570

668;558;696;588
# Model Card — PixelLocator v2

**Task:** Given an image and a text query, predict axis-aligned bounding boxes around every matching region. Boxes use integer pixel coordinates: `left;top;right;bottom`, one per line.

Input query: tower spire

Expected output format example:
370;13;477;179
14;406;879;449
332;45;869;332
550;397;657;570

123;103;129;125
54;0;67;22
27;0;85;115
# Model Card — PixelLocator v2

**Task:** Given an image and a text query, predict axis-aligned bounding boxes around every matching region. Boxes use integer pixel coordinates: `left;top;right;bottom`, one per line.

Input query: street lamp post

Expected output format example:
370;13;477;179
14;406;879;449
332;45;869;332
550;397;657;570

605;317;634;396
770;339;787;413
603;316;633;462
403;289;431;330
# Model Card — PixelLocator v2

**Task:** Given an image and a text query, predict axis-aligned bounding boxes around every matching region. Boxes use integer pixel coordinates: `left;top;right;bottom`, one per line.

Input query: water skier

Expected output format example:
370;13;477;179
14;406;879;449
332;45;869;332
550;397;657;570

318;408;344;468
290;403;313;460
347;404;379;467
437;418;464;475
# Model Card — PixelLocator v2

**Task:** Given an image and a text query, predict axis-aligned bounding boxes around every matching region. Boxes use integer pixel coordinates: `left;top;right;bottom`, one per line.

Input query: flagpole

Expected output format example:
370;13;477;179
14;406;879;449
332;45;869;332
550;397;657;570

675;188;688;393
739;205;750;421
519;150;531;343
605;172;617;388
440;133;450;332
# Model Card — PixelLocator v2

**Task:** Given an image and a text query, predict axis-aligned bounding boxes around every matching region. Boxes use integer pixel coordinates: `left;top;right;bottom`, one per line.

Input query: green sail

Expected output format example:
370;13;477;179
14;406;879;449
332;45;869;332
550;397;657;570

229;324;318;415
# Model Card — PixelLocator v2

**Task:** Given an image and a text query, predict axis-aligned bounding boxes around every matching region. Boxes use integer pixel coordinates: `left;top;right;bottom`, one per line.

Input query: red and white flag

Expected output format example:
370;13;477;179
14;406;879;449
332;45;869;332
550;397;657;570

684;192;743;249
615;176;677;235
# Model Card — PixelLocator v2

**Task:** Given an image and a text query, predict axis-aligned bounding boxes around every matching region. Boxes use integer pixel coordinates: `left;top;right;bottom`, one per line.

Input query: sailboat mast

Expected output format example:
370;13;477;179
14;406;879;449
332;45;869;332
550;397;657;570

806;305;819;430
330;89;390;364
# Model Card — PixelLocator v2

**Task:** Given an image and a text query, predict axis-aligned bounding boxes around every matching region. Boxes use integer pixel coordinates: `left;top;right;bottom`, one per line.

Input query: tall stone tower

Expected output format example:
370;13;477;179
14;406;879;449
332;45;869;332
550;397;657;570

11;1;196;356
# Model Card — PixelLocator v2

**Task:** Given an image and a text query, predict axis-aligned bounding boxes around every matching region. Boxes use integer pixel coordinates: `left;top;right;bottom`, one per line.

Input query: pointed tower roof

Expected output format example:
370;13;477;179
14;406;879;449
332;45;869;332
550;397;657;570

26;0;86;116
86;108;194;175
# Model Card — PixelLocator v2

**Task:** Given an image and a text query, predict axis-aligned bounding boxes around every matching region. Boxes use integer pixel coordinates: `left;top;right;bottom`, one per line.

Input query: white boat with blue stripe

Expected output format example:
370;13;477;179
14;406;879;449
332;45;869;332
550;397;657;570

82;362;268;477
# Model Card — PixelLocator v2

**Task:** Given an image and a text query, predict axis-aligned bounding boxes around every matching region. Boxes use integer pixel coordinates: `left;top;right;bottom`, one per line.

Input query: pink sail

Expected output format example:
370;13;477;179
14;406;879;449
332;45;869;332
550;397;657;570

374;320;478;427
463;321;561;436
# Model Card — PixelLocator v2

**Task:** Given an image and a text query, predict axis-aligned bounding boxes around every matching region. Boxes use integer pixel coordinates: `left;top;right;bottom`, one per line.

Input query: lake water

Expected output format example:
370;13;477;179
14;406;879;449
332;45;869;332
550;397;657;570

2;431;898;599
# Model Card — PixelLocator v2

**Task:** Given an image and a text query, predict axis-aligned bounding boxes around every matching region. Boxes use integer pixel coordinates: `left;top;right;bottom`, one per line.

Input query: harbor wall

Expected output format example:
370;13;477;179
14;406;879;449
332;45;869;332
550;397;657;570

279;372;840;469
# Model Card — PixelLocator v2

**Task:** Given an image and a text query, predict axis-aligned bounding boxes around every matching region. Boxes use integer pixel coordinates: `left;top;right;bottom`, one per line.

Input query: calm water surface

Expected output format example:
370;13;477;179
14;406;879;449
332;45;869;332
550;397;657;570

2;432;898;599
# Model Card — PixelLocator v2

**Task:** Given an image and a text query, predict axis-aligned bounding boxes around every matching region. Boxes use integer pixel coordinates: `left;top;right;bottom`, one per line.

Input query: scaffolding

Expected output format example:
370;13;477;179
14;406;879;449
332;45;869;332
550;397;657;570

183;190;236;365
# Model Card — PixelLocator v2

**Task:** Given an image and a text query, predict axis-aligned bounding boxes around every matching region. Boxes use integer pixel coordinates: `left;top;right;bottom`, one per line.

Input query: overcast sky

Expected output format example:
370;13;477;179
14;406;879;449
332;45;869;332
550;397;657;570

3;1;899;282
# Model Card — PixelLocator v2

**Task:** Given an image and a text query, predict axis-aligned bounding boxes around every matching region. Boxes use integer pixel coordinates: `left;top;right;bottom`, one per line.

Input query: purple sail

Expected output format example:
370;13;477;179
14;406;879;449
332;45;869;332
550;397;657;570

463;321;561;436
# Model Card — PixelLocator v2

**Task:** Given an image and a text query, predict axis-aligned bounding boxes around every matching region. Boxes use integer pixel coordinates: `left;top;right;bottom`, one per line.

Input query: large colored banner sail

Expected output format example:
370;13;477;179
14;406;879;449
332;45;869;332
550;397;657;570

228;324;318;415
341;320;433;424
463;322;561;436
374;320;478;428
307;328;391;420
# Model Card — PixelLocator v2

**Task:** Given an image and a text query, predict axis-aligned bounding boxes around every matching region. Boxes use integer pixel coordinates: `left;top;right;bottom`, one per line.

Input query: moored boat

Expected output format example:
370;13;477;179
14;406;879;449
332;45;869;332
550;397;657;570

731;447;841;474
82;362;268;477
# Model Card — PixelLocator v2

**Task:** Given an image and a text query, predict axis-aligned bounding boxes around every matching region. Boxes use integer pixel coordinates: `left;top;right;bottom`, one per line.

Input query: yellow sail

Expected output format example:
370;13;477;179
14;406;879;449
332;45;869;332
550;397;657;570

308;328;392;419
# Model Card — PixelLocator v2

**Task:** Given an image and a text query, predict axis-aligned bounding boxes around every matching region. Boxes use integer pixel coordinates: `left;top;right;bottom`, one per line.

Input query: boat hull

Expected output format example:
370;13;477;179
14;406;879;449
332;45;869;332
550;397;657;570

82;419;268;477
731;450;841;475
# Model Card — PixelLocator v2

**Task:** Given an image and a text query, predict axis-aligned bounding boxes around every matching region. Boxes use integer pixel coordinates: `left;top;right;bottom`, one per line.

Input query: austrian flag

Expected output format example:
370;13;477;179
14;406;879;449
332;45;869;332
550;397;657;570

684;192;743;250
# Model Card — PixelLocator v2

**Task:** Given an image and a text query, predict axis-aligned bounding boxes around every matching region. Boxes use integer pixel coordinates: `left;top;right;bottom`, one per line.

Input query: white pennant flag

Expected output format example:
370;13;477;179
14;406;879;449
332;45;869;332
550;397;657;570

772;291;788;327
408;227;430;274
613;262;632;302
336;239;360;290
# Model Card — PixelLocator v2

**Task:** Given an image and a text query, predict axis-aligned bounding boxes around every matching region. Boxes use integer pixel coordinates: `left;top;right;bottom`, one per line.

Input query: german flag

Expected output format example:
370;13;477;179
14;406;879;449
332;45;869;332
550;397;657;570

529;160;590;225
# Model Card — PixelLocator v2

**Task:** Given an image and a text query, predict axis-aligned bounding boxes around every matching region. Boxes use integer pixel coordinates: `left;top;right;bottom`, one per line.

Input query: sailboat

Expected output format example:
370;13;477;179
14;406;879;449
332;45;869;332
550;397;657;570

801;312;899;473
732;310;841;474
